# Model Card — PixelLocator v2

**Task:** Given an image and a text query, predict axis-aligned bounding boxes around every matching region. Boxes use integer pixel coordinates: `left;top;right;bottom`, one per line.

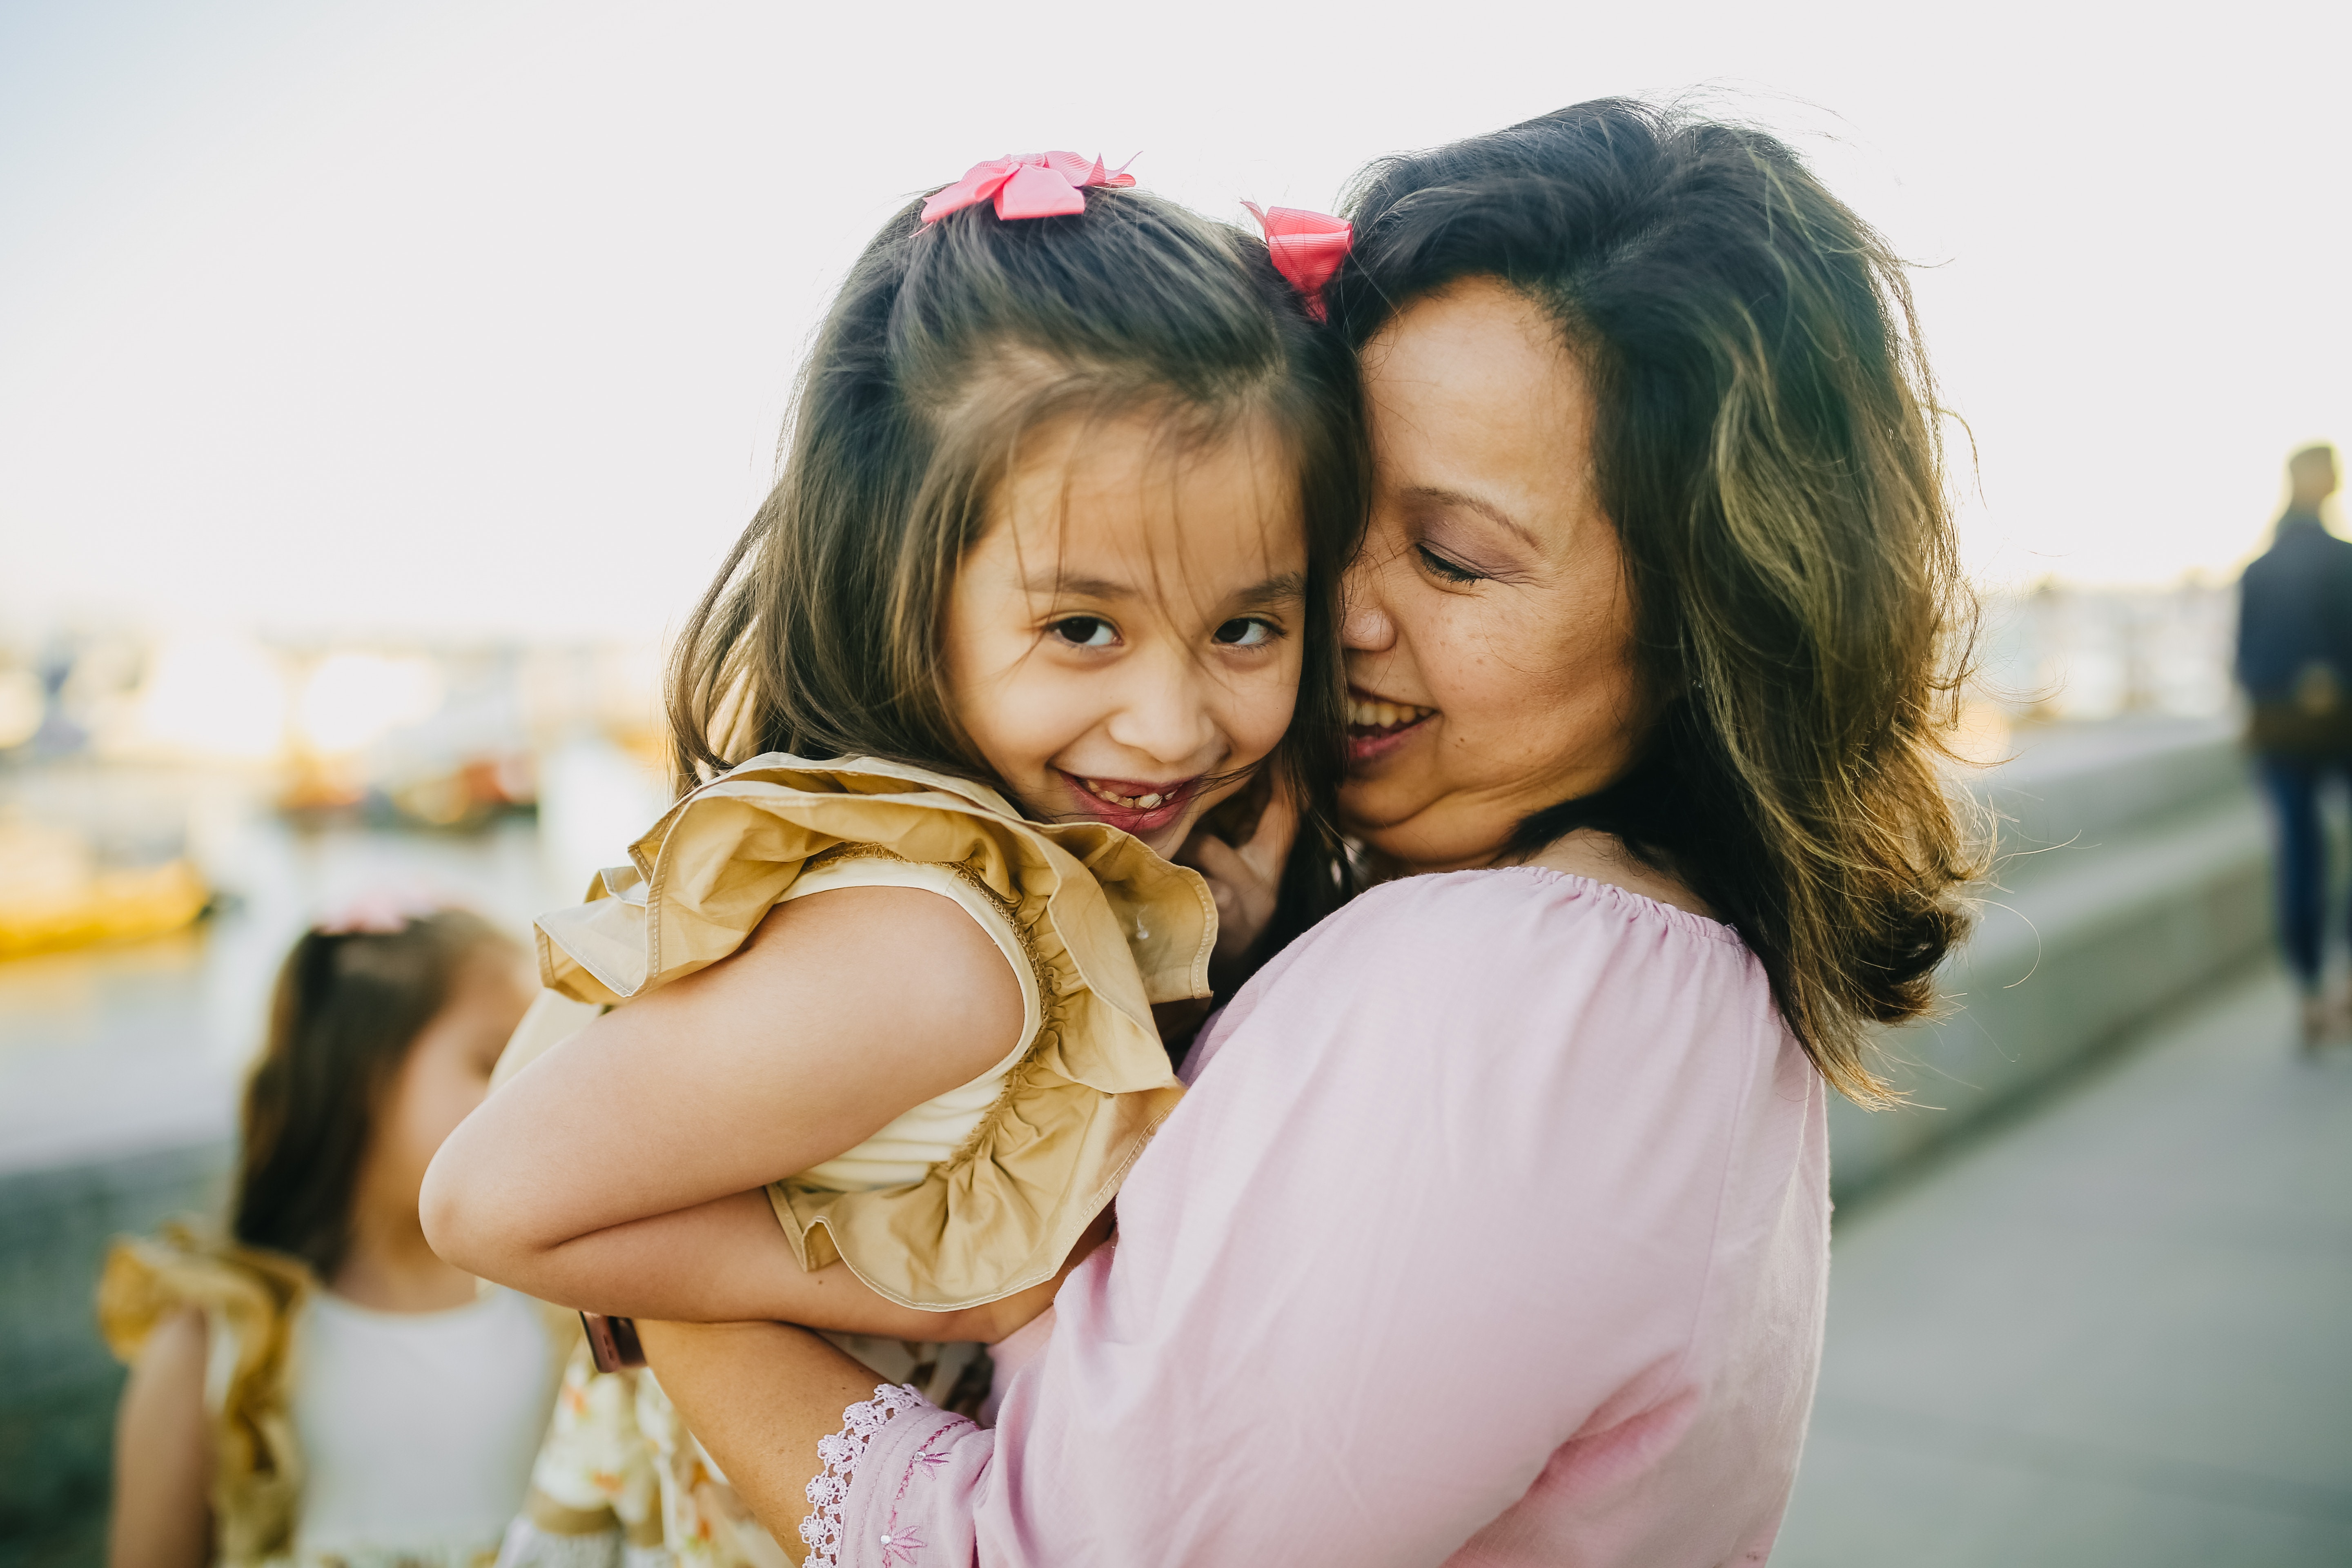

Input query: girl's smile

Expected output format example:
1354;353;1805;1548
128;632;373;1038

946;406;1308;860
1059;770;1203;836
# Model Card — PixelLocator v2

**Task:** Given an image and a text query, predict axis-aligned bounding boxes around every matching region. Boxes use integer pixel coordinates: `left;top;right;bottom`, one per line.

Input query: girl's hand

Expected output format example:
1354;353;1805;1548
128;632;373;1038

1177;773;1298;968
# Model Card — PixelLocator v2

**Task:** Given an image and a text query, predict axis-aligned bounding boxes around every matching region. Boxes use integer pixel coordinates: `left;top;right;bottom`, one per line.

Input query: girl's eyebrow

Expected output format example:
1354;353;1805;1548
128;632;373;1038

1022;570;1304;607
1228;570;1306;608
1024;570;1135;600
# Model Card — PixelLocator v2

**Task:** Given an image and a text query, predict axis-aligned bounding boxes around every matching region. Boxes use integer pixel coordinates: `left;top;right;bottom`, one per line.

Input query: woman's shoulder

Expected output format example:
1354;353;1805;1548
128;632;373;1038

1201;864;1782;1102
1176;862;1823;1311
1311;863;1747;976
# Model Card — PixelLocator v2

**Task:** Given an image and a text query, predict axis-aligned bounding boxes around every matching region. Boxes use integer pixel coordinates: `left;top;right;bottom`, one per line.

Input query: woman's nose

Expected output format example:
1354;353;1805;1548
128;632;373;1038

1341;557;1398;652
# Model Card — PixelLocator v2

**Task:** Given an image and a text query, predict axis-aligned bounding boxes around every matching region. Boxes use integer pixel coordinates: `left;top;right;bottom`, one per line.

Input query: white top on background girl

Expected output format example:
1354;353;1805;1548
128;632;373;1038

420;151;1361;1564
104;903;561;1568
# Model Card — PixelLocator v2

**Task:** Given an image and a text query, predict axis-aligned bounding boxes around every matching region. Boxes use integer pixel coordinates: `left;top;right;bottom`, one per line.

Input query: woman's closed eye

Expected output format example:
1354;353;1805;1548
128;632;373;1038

1049;615;1120;648
1415;543;1488;585
1212;616;1281;649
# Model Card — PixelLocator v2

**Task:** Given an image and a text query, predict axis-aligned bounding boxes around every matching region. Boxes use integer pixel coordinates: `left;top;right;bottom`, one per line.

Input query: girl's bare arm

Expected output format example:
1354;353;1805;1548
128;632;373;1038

495;1185;1107;1343
420;884;1023;1310
107;1307;212;1568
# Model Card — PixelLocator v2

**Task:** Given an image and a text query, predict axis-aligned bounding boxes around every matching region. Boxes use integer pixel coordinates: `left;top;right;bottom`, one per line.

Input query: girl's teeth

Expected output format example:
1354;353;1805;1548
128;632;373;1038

1082;779;1173;811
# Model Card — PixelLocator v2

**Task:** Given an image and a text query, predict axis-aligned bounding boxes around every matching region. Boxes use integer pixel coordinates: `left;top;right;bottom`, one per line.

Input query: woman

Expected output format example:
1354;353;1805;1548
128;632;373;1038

621;99;1979;1565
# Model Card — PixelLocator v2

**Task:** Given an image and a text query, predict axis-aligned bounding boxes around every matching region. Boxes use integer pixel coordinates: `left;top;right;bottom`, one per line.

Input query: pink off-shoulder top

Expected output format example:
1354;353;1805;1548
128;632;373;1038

802;866;1831;1568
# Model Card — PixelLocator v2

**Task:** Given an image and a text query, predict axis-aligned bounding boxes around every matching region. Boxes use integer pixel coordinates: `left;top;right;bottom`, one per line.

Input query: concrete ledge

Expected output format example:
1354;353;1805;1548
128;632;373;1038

1832;721;2271;1199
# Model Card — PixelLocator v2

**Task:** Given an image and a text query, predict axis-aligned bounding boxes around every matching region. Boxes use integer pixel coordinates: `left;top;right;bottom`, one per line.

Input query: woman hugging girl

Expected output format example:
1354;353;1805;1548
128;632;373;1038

421;152;1360;1564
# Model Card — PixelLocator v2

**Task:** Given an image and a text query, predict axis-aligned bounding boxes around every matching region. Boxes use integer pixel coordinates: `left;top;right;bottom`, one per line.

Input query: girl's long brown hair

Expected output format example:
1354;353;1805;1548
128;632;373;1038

1330;101;1982;1102
234;911;515;1276
668;185;1365;965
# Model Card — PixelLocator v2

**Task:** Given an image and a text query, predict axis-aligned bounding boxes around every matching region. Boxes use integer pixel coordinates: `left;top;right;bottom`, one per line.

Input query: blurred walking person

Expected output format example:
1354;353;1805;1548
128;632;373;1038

101;900;568;1568
2238;442;2352;1047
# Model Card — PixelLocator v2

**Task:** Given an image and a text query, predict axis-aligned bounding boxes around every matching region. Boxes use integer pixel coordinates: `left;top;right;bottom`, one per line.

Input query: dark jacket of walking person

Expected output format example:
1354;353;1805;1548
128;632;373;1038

2236;442;2352;1038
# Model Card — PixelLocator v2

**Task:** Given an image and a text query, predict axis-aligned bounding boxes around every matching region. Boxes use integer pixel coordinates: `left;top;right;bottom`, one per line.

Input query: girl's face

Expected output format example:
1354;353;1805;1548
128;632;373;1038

358;948;537;1227
1339;278;1643;873
946;410;1308;860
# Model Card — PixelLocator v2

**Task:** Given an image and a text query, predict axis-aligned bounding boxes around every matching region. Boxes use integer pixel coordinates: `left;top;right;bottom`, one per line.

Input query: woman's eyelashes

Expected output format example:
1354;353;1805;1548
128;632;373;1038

1414;543;1488;584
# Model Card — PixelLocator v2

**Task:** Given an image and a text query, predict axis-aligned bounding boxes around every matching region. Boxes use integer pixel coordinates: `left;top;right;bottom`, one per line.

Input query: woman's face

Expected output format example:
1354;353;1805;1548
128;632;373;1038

945;409;1308;860
1340;277;1643;874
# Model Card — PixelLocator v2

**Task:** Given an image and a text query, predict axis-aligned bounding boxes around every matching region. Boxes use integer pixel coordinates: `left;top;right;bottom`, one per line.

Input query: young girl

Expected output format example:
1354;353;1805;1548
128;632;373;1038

102;901;560;1568
420;153;1360;1564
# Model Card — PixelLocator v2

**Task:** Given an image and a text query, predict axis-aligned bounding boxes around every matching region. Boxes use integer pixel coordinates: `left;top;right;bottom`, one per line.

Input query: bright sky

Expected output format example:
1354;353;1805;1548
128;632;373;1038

4;0;2348;641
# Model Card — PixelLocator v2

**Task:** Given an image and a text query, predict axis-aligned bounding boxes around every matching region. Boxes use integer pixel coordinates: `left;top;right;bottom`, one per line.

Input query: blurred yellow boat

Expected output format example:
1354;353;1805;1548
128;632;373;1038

0;817;209;959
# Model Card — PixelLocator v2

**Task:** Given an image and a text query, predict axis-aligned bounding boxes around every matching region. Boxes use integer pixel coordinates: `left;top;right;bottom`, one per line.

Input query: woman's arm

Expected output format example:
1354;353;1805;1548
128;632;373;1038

421;884;1023;1310
639;1319;933;1548
107;1307;212;1568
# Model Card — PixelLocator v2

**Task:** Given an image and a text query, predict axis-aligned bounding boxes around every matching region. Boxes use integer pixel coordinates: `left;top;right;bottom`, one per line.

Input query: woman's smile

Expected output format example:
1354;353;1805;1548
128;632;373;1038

1345;688;1437;766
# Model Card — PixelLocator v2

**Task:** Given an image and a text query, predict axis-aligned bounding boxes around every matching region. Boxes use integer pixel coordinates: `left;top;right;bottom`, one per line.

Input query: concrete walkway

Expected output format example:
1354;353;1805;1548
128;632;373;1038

1773;963;2352;1566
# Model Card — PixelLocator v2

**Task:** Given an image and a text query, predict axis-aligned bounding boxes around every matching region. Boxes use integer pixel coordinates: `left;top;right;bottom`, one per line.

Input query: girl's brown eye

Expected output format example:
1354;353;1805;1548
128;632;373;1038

1051;616;1118;648
1214;617;1276;648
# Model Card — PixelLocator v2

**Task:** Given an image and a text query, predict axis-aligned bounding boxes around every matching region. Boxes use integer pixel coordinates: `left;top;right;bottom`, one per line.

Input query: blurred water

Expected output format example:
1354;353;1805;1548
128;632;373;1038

0;736;662;1175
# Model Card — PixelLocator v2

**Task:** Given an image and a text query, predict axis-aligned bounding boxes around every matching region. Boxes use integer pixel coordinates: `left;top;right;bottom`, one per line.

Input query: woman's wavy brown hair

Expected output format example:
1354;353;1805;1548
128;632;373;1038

1328;100;1982;1102
668;185;1364;963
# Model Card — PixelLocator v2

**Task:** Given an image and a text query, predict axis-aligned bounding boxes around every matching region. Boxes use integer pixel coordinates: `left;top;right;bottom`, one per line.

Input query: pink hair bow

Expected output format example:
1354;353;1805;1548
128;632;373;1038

1244;202;1352;321
922;151;1137;224
316;885;448;935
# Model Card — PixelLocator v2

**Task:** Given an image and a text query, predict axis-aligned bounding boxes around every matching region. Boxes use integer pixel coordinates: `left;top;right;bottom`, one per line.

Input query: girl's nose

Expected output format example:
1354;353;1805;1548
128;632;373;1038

1105;659;1220;768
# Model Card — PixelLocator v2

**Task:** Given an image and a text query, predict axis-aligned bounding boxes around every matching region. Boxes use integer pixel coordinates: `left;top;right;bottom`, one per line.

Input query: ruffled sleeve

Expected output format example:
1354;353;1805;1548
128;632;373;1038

98;1225;312;1566
528;754;1213;1310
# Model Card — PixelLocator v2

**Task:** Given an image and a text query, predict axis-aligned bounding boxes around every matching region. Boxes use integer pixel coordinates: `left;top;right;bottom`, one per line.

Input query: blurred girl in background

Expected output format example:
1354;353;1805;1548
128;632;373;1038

102;902;561;1568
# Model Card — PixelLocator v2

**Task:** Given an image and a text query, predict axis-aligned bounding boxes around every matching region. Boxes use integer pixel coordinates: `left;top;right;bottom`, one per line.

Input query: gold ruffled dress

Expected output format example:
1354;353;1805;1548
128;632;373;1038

97;1225;577;1568
497;754;1214;1566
